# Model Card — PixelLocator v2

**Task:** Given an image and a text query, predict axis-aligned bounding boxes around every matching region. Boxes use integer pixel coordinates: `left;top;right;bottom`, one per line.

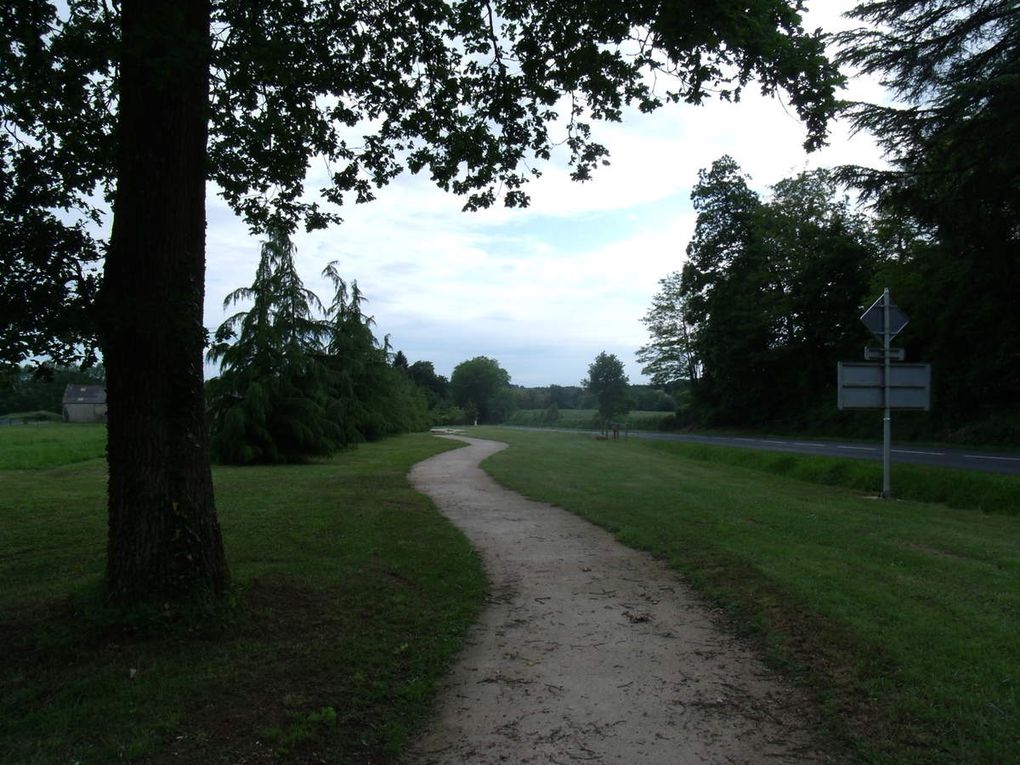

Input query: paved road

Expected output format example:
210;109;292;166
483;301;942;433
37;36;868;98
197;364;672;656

502;427;1020;477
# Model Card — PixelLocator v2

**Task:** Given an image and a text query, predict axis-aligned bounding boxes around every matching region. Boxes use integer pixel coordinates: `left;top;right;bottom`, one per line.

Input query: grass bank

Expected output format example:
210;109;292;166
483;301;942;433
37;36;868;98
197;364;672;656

643;440;1020;515
473;427;1020;764
0;426;485;764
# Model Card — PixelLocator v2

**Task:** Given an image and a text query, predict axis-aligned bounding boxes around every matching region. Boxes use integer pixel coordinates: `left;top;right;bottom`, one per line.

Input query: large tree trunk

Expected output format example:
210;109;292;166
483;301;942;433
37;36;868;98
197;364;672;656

98;0;229;604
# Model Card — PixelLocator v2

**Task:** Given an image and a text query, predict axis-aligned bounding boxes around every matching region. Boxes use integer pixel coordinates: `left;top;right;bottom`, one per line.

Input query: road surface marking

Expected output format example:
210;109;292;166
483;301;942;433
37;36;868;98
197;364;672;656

963;454;1020;462
838;445;876;451
762;440;788;445
793;442;826;448
892;449;945;456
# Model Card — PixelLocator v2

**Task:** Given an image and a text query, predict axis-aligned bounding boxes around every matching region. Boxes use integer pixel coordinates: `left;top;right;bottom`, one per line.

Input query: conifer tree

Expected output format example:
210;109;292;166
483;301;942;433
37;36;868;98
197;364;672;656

321;262;429;442
207;230;340;464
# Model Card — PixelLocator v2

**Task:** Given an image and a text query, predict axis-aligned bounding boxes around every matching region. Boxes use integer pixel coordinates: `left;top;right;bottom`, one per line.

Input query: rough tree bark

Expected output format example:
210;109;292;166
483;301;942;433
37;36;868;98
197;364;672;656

97;0;229;604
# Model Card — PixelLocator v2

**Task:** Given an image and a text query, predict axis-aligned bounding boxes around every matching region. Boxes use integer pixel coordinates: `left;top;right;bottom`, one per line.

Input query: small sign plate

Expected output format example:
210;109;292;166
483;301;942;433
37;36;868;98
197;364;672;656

864;347;906;361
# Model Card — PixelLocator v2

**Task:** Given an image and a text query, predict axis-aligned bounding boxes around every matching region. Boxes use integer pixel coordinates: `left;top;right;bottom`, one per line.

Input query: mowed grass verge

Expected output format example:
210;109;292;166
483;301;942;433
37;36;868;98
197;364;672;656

472;426;1020;764
644;439;1020;515
0;426;485;764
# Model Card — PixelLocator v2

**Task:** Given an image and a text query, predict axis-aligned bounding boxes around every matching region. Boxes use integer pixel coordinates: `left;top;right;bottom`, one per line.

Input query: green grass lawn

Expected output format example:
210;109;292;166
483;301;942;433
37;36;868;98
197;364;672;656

0;425;485;764
506;408;673;430
473;426;1020;764
0;422;107;470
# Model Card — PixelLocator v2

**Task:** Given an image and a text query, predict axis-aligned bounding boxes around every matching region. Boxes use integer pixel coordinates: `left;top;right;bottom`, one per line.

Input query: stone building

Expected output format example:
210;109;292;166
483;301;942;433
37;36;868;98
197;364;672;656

62;385;107;423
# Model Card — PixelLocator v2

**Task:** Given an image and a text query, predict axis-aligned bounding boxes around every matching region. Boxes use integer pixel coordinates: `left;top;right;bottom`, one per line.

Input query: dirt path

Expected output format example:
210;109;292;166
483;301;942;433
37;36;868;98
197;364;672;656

405;436;837;764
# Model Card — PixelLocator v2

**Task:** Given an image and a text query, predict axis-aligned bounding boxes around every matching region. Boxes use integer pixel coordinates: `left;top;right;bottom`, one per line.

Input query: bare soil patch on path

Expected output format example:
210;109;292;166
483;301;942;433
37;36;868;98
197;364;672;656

405;436;840;764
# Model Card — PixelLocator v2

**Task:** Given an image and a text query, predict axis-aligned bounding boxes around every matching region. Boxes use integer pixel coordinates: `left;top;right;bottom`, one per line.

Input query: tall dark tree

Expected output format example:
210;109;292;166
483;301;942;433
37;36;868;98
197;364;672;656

679;157;768;422
583;351;630;429
321;263;429;441
98;1;229;602
666;160;877;426
407;360;450;410
206;229;339;465
3;1;840;604
758;170;876;407
451;356;511;423
837;0;1020;428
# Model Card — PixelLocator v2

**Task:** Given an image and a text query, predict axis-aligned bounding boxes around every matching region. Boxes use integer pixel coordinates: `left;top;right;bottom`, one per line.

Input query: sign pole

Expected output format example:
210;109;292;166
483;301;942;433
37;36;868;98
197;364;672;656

882;288;892;499
840;289;929;499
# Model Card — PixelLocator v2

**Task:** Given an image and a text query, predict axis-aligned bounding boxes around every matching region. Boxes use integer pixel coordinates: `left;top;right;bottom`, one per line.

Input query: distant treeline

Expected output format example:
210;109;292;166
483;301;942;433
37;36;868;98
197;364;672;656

505;384;675;414
0;365;104;416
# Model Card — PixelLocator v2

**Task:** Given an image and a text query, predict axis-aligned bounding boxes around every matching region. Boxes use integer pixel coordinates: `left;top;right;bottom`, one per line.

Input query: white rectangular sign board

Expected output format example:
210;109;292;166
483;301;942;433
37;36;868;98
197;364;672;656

837;362;931;411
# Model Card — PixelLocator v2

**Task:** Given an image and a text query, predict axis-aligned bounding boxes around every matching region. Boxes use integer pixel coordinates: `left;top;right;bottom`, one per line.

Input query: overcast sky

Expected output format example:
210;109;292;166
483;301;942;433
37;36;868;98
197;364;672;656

203;0;889;388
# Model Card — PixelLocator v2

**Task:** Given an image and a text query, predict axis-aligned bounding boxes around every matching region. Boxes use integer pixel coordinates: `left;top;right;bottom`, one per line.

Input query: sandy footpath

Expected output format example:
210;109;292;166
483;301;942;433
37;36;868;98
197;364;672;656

404;436;838;764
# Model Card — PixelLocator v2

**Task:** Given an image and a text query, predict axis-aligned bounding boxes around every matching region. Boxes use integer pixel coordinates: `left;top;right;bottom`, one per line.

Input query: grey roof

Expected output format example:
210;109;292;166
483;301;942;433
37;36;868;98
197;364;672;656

62;384;106;405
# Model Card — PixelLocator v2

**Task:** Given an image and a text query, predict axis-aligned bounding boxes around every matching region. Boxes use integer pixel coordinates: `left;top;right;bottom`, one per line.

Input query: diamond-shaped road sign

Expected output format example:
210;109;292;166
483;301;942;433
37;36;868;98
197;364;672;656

861;294;909;339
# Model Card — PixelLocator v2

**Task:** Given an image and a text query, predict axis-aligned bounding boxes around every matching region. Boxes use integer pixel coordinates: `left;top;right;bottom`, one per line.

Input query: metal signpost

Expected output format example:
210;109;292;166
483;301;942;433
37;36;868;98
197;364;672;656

837;289;931;499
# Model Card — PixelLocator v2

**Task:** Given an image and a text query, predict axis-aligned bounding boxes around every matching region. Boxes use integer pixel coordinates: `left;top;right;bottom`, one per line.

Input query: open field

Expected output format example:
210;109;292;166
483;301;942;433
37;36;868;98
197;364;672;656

0;426;485;764
506;408;673;430
473;426;1020;764
0;422;106;470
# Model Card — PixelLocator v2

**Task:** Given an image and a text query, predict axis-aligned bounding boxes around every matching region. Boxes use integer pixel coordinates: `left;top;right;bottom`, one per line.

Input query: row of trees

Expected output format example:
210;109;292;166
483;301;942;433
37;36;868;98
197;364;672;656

206;230;429;464
639;1;1019;443
639;160;877;429
503;383;674;414
443;352;669;430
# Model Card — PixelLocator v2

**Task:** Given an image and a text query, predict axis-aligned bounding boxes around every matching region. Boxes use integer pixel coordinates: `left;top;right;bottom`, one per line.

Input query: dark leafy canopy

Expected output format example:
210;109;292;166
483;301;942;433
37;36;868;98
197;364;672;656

450;356;511;423
0;0;842;366
655;158;877;426
836;0;1020;427
583;351;630;426
210;0;841;227
408;360;450;409
0;2;113;367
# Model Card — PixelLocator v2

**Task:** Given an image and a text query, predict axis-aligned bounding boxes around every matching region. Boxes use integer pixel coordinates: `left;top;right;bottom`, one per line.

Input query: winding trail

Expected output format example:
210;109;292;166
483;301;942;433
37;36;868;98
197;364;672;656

405;436;838;764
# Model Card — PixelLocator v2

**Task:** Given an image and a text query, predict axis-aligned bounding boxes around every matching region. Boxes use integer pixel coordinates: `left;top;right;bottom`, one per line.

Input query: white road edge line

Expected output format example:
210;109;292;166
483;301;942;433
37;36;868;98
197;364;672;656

838;445;876;451
963;454;1020;462
892;449;945;456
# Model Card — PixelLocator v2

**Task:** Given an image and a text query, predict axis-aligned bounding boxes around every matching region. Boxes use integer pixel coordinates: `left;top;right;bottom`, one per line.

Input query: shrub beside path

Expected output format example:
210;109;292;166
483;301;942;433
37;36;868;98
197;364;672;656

404;436;841;764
